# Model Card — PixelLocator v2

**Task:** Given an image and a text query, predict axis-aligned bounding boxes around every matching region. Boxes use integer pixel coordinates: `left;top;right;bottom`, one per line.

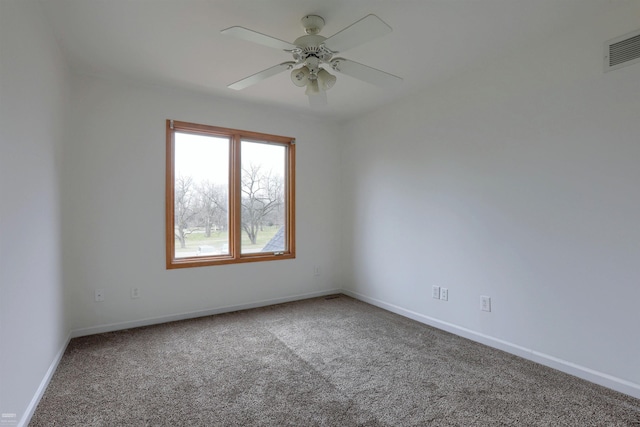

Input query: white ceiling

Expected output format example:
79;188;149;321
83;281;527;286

40;0;618;121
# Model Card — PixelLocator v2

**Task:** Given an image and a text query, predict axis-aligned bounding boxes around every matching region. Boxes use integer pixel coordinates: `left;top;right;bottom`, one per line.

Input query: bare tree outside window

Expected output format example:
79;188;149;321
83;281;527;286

174;175;197;249
196;181;228;238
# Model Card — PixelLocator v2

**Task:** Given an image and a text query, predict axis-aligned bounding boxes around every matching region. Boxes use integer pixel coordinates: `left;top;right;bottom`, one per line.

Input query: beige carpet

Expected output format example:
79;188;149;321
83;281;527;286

30;295;640;426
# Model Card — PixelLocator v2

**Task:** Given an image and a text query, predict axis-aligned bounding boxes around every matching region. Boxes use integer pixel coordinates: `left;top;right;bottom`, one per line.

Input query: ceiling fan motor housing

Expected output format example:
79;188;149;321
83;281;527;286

292;35;334;61
291;33;335;84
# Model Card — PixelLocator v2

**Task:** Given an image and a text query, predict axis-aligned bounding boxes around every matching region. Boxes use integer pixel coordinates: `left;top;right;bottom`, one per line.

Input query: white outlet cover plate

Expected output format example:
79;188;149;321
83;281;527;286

481;295;491;312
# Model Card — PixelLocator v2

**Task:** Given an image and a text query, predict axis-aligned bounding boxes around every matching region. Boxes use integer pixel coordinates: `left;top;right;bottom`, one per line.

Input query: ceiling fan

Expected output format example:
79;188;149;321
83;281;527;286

221;14;403;106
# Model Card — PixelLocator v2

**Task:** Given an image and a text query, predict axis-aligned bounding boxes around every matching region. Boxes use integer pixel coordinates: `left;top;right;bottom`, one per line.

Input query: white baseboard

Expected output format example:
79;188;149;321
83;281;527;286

18;332;71;427
71;288;342;338
343;289;640;400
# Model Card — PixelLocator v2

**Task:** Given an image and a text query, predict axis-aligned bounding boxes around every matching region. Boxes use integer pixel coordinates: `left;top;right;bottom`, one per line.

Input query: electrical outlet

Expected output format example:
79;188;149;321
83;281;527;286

131;287;140;299
95;289;104;302
440;288;448;301
432;286;441;299
481;295;491;312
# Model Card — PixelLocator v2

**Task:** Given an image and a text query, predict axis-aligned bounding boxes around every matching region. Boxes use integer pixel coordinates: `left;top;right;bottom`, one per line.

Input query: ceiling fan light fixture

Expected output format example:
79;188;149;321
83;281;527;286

317;68;336;90
291;66;310;87
305;79;320;95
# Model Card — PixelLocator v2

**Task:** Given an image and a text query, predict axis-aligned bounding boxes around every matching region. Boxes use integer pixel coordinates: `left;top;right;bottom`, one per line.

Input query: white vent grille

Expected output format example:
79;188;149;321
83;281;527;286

605;29;640;72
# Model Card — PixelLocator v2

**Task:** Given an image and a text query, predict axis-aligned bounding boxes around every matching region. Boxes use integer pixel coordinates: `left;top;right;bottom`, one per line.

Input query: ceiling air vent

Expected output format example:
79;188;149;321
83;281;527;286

605;29;640;72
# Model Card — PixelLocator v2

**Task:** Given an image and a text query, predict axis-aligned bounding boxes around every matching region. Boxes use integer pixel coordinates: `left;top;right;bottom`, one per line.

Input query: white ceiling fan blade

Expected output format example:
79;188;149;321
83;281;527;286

228;62;295;90
323;14;392;53
308;91;328;108
331;58;402;87
221;26;297;51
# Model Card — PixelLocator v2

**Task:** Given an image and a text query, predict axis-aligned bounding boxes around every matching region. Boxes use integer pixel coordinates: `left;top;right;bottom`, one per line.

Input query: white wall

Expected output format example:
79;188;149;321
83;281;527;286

63;74;342;334
0;0;70;423
341;2;640;398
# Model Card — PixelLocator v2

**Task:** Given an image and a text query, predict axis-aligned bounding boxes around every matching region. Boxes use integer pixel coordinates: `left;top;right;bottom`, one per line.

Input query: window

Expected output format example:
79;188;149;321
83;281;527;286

166;120;295;268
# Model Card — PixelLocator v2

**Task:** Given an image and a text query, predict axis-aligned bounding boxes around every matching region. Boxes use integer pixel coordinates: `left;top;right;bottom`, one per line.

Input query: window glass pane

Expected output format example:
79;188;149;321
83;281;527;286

240;140;286;254
174;132;229;258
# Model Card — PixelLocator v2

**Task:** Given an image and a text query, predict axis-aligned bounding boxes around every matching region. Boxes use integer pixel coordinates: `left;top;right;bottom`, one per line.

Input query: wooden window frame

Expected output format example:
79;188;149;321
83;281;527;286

166;120;296;269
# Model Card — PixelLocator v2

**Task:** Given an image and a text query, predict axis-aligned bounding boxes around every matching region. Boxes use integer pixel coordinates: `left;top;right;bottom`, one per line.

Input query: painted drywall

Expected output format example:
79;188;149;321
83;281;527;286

0;0;70;423
340;2;640;397
62;74;342;333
